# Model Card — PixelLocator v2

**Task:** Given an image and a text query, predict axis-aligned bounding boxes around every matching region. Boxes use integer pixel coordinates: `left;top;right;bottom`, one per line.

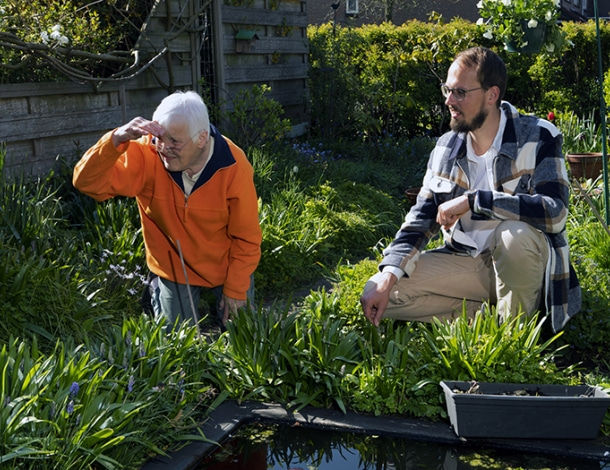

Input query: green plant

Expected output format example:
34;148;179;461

213;303;363;413
0;0;155;83
343;322;444;418
419;308;572;383
562;211;610;365
275;18;292;37
0;318;227;469
214;84;291;152
477;0;565;53
557;111;602;155
256;179;334;297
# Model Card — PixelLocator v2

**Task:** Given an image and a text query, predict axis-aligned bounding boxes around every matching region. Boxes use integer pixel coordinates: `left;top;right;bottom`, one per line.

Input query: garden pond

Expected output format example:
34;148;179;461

196;422;610;470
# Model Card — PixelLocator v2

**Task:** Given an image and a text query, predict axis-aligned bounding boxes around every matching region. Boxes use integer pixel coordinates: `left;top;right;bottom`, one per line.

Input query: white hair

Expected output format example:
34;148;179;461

152;91;210;140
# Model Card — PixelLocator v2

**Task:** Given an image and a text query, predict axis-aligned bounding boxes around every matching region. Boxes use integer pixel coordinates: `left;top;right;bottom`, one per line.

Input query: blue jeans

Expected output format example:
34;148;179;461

151;275;255;331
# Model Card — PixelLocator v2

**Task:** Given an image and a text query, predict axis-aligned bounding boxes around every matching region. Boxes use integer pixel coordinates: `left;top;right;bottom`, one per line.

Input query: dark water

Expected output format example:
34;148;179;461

196;422;610;470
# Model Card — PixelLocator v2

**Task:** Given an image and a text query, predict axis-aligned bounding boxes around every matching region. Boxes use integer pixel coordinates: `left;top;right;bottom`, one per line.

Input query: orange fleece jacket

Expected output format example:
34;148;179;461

73;125;262;300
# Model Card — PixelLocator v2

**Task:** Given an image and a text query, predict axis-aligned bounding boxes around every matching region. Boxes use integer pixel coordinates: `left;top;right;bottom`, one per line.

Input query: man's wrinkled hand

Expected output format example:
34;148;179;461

112;117;165;147
219;295;247;326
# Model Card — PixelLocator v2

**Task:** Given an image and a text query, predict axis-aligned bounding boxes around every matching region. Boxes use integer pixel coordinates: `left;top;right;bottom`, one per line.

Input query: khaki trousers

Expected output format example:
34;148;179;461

367;221;550;322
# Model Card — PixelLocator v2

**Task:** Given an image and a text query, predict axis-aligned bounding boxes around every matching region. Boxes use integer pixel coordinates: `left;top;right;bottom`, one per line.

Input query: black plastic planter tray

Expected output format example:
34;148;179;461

440;380;610;439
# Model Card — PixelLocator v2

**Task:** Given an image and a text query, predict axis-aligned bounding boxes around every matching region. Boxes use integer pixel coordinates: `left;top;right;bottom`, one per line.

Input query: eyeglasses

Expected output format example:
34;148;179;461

440;84;485;102
153;135;193;153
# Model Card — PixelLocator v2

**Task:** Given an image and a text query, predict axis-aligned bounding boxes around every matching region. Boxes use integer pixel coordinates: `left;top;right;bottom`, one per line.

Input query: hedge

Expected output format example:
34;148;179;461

308;16;610;141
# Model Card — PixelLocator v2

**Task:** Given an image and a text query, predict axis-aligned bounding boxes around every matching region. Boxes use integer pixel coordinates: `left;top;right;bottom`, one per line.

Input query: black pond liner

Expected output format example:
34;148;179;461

141;401;610;470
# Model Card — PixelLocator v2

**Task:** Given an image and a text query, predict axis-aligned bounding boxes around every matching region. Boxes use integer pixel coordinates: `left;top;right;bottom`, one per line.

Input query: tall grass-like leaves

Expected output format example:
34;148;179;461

257;181;333;295
0;337;148;468
293;291;362;412
0;172;66;254
250;146;278;202
220;305;300;401
0;317;226;469
218;297;362;413
419;308;570;384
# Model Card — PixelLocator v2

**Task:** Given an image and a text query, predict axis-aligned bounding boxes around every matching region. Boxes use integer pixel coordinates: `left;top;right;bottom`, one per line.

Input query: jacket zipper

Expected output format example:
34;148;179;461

183;194;189;222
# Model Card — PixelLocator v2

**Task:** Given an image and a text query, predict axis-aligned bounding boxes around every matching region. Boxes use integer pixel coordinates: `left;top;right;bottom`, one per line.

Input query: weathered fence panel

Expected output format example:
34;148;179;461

0;70;194;177
0;0;202;177
0;0;310;177
217;0;309;131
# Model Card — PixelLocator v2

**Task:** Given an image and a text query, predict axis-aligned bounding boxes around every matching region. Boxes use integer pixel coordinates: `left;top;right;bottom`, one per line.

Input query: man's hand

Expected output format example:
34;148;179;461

360;271;397;327
436;194;470;230
219;294;247;326
111;117;165;148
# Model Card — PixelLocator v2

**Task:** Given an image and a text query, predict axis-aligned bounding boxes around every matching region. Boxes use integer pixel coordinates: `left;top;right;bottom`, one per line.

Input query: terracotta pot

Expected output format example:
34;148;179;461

566;153;604;180
405;187;421;205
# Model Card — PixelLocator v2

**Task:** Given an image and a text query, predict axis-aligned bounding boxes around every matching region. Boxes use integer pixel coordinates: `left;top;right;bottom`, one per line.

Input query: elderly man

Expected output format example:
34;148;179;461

74;90;262;329
360;47;581;332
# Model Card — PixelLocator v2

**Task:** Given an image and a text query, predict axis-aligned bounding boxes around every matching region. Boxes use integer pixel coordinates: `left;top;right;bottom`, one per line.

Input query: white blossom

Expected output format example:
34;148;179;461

527;19;539;28
40;31;49;44
476;18;485;25
50;30;62;41
483;30;494;39
49;24;69;46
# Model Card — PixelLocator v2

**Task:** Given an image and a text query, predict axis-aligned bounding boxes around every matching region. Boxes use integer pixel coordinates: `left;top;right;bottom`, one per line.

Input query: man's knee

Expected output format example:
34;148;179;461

491;221;548;316
492;221;548;264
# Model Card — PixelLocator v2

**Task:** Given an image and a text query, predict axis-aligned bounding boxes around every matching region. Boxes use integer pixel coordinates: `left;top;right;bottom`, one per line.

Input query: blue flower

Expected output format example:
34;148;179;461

69;382;79;398
127;375;135;393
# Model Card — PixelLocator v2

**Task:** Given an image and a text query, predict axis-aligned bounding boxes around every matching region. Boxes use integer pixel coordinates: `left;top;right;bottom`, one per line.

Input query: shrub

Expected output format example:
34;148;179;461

209;84;292;153
308;19;610;140
308;18;471;140
0;0;155;82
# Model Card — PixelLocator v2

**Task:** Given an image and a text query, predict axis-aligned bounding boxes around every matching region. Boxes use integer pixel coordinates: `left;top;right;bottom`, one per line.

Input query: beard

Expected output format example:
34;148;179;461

450;104;488;133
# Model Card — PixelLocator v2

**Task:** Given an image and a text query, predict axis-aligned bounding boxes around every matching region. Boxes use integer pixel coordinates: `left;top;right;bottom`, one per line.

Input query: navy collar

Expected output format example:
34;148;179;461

168;124;237;192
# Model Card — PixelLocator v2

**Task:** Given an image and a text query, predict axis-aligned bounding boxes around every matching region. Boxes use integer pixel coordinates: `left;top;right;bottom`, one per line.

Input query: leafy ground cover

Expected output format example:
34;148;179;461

0;136;609;468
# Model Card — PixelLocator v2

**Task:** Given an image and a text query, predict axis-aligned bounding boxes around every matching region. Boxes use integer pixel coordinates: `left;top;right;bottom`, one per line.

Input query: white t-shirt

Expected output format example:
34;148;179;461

454;108;507;256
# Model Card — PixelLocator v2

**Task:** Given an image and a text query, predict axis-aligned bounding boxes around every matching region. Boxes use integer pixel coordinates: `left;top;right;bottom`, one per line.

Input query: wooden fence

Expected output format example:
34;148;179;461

0;81;182;177
216;0;309;131
0;0;199;177
0;0;310;177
